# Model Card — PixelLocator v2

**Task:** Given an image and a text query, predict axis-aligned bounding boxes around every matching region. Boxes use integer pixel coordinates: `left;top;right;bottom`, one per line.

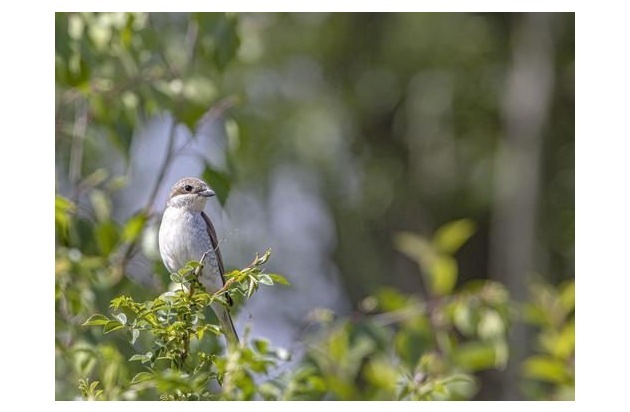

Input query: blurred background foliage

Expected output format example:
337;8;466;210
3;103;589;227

55;12;574;400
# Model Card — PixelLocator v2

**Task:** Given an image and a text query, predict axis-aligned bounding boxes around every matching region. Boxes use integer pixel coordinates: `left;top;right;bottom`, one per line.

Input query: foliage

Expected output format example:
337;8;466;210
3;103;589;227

289;221;512;401
82;250;289;400
57;188;573;400
522;279;575;400
55;12;574;401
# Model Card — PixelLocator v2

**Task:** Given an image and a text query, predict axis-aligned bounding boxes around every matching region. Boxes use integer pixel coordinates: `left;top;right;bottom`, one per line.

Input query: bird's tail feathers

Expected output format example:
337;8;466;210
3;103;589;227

212;303;239;351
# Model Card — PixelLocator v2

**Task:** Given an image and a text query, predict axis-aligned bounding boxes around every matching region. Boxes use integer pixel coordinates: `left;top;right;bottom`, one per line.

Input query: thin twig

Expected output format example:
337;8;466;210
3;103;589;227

111;17;237;280
115;116;178;278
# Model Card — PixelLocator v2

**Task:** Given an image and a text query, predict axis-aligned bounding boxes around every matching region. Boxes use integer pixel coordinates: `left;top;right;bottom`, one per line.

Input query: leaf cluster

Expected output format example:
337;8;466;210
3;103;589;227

83;250;289;400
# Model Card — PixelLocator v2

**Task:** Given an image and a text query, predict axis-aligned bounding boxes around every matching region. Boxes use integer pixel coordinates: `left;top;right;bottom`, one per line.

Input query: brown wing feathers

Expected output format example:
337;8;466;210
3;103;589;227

201;211;233;306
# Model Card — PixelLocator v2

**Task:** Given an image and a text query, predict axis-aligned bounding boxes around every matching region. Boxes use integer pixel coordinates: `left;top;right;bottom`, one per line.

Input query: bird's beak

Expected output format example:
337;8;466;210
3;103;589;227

199;189;215;197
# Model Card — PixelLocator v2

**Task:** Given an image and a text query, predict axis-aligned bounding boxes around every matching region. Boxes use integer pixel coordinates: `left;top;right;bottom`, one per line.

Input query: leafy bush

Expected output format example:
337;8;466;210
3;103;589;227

56;184;573;401
82;250;289;400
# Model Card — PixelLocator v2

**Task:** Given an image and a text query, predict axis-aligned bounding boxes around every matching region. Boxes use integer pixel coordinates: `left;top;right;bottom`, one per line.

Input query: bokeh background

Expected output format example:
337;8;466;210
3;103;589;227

55;12;574;401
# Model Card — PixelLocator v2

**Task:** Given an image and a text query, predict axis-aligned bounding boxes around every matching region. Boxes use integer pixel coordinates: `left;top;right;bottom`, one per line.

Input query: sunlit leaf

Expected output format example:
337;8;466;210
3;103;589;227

429;256;458;296
122;212;147;243
439;374;474;384
170;273;183;284
187;260;203;269
129;353;152;363
131;371;154;384
95;220;120;257
246;277;257;298
205;324;221;335
82;314;110;326
103;320;125;334
394;232;435;268
363;357;399;393
90;189;112;222
268;273;290;286
81;168;109;188
477;310;505;340
55;195;76;235
540;321;575;360
453;303;475;336
254;249;272;266
183;76;217;105
376;288;409;311
559;280;575;313
253;338;270;354
454;342;496;371
433;219;476;255
523;355;571;384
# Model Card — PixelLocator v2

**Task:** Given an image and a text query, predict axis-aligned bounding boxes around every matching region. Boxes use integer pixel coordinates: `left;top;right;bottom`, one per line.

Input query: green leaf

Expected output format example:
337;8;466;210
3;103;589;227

103;320;125;334
255;249;272;266
477;310;505;340
438;374;474;385
540;321;575;360
55;195;75;239
523;355;571;384
89;189;112;222
122;212;147;243
559;280;575;313
185;260;202;269
95;220;120;257
204;324;221;335
183;76;217;106
258;274;273;286
131;371;154;384
377;288;409;312
129;353;152;363
170;273;184;284
202;166;231;206
394;232;435;267
253;338;270;354
246;277;257;298
454;342;496;371
363;357;399;392
429;255;458;296
453;303;475;337
82;314;110;326
433;219;476;255
211;14;240;71
268;274;290;286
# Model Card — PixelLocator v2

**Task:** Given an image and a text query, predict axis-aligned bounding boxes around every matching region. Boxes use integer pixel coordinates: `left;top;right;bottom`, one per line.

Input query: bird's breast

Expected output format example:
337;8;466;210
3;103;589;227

158;208;218;278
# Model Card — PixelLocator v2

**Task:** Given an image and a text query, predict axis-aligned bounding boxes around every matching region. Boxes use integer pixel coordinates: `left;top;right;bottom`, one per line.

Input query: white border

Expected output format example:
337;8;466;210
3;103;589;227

5;2;629;409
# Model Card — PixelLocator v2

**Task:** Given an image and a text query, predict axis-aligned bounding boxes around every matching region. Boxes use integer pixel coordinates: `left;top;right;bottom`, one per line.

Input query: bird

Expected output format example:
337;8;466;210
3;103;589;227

158;177;239;350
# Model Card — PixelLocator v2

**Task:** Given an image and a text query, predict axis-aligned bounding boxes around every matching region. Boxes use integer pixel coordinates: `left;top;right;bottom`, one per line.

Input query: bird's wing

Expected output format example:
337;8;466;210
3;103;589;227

201;211;233;306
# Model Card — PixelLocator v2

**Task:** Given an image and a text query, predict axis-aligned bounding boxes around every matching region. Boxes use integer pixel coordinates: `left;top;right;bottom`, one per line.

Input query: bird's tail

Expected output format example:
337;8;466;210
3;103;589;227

212;303;240;351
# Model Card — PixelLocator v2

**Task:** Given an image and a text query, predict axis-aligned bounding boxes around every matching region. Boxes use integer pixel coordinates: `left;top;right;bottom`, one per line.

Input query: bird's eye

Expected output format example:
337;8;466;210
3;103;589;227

184;185;193;192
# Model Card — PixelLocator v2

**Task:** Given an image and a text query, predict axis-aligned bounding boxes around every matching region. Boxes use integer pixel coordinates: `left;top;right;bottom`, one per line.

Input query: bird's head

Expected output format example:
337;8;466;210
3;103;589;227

166;177;215;211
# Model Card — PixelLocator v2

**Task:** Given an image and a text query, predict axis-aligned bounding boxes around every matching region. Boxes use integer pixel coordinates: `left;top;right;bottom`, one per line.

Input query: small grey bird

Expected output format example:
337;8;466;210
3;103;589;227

158;177;239;349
